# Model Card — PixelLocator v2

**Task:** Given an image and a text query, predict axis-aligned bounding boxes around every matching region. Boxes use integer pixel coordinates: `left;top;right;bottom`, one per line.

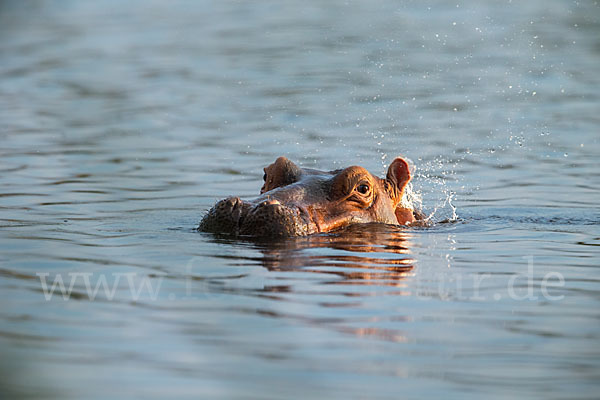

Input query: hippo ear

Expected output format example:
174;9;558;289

260;156;302;194
386;157;411;200
386;157;415;225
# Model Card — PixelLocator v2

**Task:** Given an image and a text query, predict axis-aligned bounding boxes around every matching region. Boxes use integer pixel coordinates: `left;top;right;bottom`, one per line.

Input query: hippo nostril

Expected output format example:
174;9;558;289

255;199;281;209
229;197;242;208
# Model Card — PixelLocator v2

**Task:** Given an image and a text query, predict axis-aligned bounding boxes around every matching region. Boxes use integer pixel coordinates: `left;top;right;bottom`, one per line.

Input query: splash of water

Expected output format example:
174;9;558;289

401;182;421;211
423;190;458;223
402;180;457;224
396;158;459;224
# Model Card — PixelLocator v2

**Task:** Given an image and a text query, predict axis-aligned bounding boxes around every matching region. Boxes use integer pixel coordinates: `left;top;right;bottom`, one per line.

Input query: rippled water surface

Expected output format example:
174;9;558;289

1;1;599;399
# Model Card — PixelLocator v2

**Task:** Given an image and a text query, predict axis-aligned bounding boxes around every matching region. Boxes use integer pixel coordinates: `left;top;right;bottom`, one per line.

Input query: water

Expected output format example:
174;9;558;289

1;1;599;398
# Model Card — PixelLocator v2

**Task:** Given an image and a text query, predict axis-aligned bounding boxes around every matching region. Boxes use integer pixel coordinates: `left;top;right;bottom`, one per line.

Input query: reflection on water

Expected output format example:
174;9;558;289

250;224;414;285
1;0;599;399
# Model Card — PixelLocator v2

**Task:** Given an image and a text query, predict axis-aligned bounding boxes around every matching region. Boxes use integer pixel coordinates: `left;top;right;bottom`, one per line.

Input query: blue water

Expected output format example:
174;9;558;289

1;1;599;399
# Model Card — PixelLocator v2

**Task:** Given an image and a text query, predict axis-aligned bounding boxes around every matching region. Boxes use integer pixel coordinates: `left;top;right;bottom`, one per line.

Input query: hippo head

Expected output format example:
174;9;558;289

198;156;421;237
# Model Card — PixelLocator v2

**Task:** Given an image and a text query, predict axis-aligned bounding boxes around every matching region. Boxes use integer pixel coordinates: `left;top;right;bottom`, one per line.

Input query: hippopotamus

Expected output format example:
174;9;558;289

198;156;422;237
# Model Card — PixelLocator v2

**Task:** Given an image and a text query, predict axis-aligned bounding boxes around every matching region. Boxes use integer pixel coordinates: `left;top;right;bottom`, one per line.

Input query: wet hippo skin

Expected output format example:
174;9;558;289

198;156;422;237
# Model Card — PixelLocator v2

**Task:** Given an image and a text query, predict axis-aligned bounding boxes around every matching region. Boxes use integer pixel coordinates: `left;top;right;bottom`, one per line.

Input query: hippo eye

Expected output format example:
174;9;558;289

356;183;370;195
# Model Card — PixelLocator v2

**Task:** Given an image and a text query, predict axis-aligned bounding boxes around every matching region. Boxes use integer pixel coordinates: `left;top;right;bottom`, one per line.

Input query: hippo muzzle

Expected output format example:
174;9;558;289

199;196;315;237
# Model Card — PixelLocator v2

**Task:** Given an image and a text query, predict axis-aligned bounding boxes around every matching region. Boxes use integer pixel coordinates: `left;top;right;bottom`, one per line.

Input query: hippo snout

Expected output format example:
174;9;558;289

199;197;315;237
